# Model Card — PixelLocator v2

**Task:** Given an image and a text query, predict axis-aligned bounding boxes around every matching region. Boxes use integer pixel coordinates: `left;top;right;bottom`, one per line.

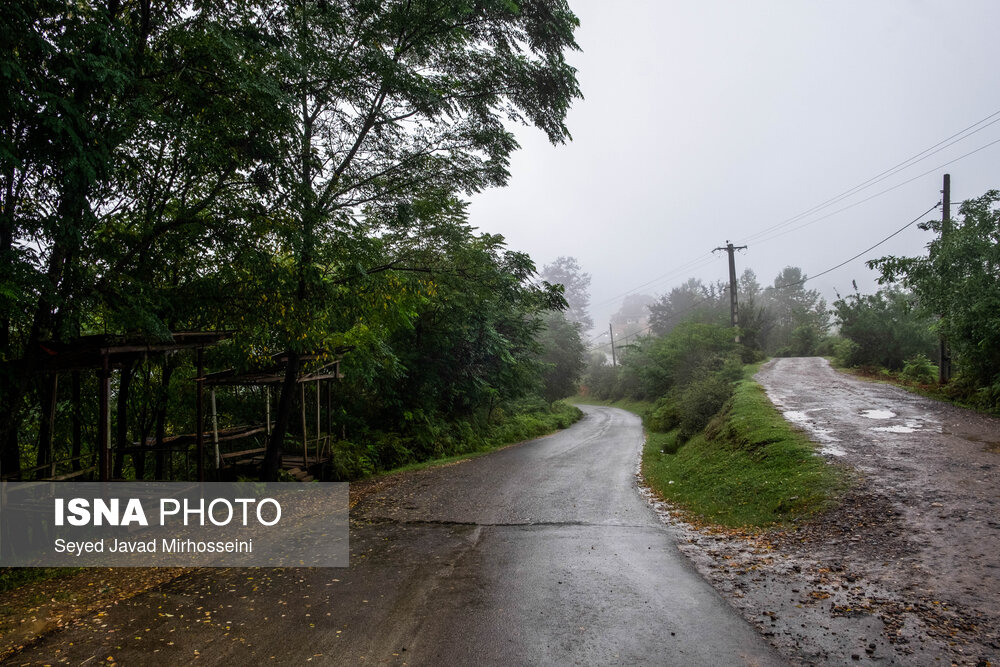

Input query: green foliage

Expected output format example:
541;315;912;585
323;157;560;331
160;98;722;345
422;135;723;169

760;267;829;356
871;191;1000;398
648;396;681;433
1;1;583;479
582;351;620;400
831;288;936;370
900;353;937;384
648;278;729;336
329;401;582;479
624;321;739;398
676;372;737;443
537;312;587;403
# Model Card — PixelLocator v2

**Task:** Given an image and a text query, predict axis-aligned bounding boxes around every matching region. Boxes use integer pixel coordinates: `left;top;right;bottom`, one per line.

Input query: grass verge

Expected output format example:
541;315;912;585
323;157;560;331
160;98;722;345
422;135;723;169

644;380;845;528
578;378;845;529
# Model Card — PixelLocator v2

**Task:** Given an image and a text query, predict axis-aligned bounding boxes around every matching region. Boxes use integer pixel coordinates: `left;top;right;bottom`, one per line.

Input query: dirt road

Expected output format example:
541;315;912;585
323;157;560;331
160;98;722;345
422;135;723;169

665;357;1000;666
5;407;783;666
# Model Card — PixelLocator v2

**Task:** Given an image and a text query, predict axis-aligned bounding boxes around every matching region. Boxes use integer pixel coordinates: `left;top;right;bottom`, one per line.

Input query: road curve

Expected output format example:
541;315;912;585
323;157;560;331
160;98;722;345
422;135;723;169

7;406;785;666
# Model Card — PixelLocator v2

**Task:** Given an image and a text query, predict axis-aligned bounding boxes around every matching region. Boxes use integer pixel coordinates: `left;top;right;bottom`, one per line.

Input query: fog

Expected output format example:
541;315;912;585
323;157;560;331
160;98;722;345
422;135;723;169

467;0;1000;336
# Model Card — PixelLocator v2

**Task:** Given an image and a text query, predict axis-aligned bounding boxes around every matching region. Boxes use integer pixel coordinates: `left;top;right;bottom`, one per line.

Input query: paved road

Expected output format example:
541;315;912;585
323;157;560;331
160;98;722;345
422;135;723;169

8;406;784;666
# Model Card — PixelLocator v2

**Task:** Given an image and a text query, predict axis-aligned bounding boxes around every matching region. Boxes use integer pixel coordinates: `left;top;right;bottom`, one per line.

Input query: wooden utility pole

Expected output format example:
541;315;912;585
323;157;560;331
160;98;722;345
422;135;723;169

714;241;747;342
939;173;952;384
609;323;617;368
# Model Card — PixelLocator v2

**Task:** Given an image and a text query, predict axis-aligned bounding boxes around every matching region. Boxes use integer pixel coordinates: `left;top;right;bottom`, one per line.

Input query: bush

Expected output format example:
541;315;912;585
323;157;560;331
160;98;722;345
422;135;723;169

649;396;680;433
901;353;937;384
832;288;936;370
831;337;859;367
677;373;736;442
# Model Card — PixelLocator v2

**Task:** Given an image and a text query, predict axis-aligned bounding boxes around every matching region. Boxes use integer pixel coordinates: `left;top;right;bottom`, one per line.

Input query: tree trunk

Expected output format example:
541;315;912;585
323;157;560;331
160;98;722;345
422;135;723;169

261;353;300;481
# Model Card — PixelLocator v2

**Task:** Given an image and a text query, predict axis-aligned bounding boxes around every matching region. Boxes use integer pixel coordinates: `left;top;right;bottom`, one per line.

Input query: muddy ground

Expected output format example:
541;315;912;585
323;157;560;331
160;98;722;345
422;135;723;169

643;357;1000;667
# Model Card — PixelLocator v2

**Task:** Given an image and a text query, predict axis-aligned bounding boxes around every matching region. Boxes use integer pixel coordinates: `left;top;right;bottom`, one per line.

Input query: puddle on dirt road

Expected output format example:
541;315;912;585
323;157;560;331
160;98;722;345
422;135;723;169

871;425;918;433
781;410;844;455
861;409;896;420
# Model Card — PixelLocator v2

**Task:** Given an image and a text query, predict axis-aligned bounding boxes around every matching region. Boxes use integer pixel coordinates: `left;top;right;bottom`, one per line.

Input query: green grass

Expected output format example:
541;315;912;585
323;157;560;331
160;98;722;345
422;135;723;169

642;380;845;528
577;373;845;529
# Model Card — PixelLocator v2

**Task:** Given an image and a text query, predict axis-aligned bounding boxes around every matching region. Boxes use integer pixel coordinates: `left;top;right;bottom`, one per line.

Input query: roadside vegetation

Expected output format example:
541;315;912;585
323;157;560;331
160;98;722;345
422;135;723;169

1;2;586;483
579;351;844;529
641;380;844;527
578;191;1000;527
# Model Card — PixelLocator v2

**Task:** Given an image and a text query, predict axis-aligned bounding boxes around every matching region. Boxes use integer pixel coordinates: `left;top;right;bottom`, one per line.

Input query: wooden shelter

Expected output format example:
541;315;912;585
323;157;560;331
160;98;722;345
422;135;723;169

201;351;347;481
6;332;229;482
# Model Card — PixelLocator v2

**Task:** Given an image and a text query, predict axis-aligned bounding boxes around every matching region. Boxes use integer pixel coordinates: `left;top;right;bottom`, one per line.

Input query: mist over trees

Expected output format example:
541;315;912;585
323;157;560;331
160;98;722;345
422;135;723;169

587;190;1000;415
0;1;584;481
540;256;593;331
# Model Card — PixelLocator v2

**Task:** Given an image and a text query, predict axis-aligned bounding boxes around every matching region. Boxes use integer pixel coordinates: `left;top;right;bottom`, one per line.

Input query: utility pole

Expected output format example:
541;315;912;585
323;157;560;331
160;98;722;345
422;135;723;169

939;173;952;384
714;241;747;342
609;323;617;368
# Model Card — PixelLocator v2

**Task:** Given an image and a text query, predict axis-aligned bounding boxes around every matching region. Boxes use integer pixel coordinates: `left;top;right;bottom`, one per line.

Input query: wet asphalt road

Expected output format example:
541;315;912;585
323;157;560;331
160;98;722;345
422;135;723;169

8;406;784;666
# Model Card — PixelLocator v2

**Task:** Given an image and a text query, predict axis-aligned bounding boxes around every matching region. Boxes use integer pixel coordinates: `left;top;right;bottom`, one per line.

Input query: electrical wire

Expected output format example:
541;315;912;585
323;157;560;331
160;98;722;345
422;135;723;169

771;202;941;290
587;109;999;335
747;136;1000;246
740;108;1000;245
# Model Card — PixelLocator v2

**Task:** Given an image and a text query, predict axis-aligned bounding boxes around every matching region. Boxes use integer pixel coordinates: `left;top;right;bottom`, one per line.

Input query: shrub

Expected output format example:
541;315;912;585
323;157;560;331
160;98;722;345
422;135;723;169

649;396;680;433
677;373;736;442
831;337;859;367
901;353;937;384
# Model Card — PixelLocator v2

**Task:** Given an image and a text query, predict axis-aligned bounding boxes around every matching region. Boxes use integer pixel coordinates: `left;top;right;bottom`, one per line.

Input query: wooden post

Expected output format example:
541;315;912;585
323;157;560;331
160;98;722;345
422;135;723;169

196;347;205;482
326;378;332;435
315;379;321;462
301;382;308;468
98;355;111;482
265;385;271;435
71;371;82;472
211;388;220;470
44;373;59;478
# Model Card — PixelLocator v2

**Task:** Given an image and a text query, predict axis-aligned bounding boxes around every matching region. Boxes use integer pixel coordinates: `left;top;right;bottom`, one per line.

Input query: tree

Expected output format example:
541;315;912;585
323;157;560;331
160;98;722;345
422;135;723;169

540;256;593;330
239;0;581;479
832;288;936;370
1;1;582;481
624;321;739;399
537;311;586;402
761;267;828;356
0;1;288;476
870;190;1000;393
648;278;728;335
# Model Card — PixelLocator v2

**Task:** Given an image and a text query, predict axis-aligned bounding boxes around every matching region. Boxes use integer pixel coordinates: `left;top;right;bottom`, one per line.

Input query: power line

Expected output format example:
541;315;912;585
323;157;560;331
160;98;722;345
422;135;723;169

747;136;1000;246
592;201;941;350
740;107;1000;245
771;201;941;290
589;109;1000;325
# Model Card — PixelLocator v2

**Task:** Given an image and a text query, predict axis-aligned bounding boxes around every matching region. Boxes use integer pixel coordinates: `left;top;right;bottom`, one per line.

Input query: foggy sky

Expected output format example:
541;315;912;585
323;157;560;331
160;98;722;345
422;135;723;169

466;0;1000;338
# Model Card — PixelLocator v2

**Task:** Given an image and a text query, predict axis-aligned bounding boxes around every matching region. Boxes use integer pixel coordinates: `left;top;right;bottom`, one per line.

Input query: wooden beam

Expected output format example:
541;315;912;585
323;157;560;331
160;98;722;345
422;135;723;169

196;347;205;482
98;356;111;481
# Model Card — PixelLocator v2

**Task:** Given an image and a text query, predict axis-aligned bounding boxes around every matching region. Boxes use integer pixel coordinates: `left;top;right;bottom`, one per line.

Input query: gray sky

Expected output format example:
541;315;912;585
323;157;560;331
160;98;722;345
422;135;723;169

467;0;1000;336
